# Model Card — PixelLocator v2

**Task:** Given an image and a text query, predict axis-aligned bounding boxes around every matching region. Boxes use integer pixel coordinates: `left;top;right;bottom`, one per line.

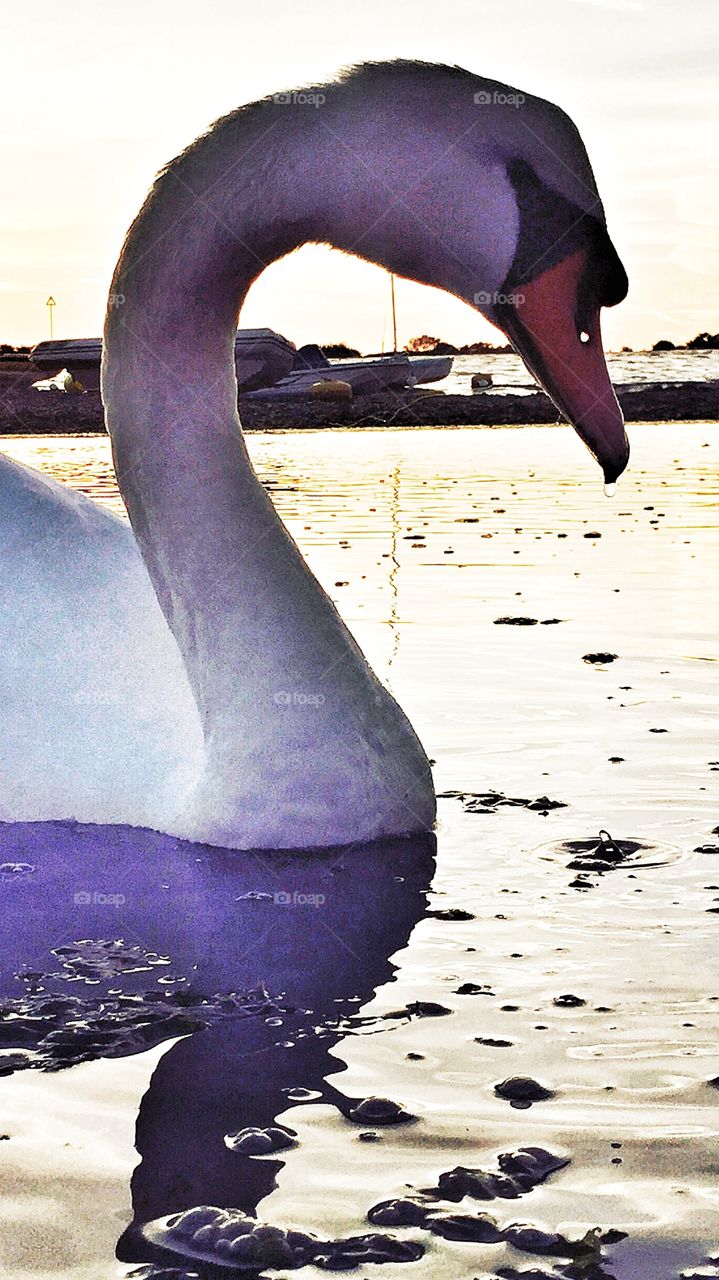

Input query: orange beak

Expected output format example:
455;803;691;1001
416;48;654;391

497;249;629;483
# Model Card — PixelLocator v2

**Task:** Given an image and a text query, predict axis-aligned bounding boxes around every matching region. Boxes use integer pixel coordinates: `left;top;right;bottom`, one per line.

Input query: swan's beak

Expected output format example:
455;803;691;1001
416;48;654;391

497;248;629;484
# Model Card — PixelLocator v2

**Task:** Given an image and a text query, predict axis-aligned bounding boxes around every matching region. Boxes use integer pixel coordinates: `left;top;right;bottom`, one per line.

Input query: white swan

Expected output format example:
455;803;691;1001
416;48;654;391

0;61;628;850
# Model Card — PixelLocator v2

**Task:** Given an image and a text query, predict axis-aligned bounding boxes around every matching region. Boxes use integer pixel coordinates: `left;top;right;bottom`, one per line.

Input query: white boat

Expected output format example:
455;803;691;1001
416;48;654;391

401;355;452;385
243;346;452;400
30;329;297;393
29;334;452;400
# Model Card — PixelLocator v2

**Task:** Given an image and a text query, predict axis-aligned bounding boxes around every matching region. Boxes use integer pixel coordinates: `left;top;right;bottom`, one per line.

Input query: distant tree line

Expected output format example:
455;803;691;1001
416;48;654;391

402;332;719;355
0;343;31;358
3;331;718;362
401;332;719;355
652;332;719;351
403;334;512;355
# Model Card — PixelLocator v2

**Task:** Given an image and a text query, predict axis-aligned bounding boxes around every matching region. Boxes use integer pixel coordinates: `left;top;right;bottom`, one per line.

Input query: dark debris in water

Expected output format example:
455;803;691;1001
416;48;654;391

369;1149;621;1270
370;1146;569;1230
493;616;564;627
0;981;286;1074
496;1238;623;1279
427;1211;502;1241
348;1096;415;1125
314;1233;424;1270
494;1076;555;1108
224;1125;296;1155
141;1206;425;1273
495;1266;558;1280
130;1151;628;1276
582;653;619;665
401;1000;452;1018
425;906;476;921
50;938;171;982
128;1266;201;1280
439;790;567;816
559;831;645;874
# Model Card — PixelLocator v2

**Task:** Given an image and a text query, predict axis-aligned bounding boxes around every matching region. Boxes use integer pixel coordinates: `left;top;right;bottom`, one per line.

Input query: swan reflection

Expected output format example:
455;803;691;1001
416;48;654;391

0;821;434;1272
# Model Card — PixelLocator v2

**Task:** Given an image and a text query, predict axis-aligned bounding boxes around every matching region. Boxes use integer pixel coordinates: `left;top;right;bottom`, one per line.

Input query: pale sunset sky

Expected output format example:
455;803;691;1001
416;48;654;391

1;0;716;352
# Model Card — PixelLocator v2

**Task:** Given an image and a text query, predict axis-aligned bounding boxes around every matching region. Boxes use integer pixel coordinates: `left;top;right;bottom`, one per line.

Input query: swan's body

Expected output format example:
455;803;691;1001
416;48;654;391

0;455;202;826
0;62;628;849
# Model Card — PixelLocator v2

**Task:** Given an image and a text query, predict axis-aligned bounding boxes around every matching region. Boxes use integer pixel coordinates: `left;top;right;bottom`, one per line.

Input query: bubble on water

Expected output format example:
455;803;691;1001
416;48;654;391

604;482;616;498
0;862;35;877
283;1086;323;1102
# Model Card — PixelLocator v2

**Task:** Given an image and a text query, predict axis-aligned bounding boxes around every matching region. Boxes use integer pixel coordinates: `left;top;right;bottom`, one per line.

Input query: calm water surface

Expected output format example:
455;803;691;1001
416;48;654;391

1;423;719;1279
427;348;719;394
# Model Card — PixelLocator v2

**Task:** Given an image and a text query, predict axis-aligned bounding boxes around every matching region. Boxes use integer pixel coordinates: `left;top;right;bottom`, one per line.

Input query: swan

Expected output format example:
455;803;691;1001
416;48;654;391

0;61;628;850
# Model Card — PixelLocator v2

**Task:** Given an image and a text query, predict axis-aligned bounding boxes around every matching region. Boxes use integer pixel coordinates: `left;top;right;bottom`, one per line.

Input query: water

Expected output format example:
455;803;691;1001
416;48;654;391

431;348;719;395
1;423;719;1278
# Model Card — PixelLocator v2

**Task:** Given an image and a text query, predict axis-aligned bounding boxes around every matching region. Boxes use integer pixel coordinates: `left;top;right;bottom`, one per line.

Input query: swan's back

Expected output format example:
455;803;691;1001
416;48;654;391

0;454;202;826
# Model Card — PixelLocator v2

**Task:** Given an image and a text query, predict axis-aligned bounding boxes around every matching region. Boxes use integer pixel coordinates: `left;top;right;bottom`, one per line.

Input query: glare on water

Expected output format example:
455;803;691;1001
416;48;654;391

1;421;719;1278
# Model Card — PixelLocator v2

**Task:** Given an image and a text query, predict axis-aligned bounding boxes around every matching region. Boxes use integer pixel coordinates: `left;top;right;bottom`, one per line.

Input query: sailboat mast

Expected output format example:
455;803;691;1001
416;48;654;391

390;273;397;352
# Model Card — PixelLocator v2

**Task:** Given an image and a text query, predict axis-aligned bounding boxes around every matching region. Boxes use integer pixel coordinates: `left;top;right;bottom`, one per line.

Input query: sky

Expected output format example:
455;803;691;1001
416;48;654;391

0;0;716;353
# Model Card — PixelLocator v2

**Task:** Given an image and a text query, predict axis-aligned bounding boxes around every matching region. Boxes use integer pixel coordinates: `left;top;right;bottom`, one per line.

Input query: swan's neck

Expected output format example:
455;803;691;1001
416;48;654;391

104;110;336;681
102;89;502;842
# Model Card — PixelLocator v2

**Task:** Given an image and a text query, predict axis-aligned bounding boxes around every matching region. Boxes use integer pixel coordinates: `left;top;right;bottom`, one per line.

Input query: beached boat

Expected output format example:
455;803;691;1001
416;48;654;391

243;344;452;400
30;334;452;399
29;329;297;393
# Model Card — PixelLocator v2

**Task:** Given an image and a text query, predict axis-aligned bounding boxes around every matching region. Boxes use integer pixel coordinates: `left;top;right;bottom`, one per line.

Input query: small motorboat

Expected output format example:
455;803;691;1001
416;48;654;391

243;344;452;401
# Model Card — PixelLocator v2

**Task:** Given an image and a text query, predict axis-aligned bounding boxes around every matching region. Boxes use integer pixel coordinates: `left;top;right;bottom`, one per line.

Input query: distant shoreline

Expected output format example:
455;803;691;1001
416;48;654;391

0;372;716;434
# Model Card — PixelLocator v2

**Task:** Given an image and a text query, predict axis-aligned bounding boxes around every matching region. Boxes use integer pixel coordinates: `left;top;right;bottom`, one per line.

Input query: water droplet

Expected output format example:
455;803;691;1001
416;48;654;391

604;482;616;498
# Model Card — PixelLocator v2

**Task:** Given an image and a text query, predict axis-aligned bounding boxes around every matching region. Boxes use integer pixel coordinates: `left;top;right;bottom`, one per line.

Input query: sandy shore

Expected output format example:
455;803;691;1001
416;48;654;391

0;367;717;433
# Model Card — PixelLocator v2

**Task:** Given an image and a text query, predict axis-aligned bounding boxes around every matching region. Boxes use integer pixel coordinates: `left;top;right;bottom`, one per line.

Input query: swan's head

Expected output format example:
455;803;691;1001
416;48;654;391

328;62;629;482
110;61;629;482
488;159;630;486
